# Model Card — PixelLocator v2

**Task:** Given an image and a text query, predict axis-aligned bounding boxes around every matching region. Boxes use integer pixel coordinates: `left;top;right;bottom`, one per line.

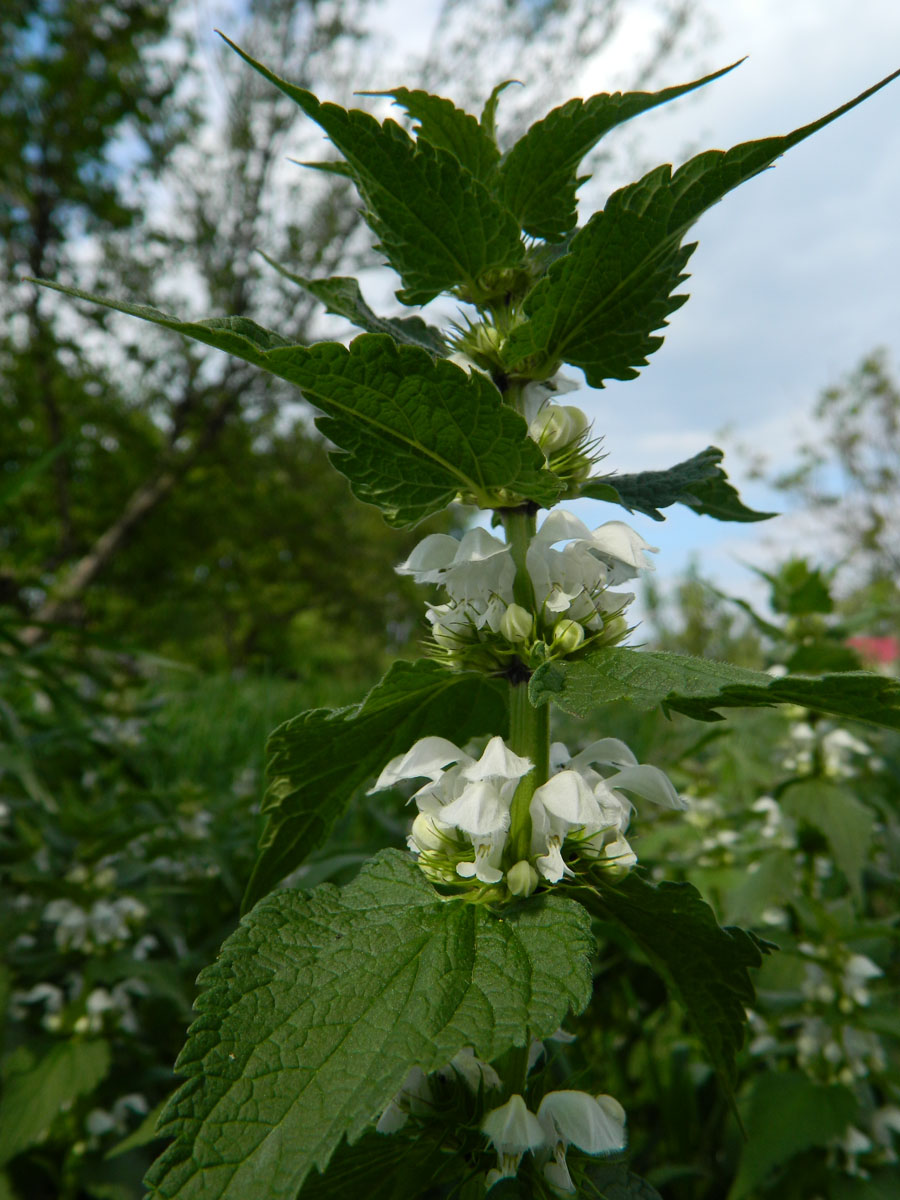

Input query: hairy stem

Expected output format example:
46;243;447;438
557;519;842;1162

507;679;550;863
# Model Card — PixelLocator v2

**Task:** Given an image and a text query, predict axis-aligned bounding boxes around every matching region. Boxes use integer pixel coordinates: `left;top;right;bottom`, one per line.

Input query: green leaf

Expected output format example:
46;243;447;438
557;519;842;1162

530;646;900;731
585;872;768;1086
759;559;834;615
580;446;774;523
728;1071;857;1199
722;850;798;925
781;780;874;901
498;63;740;241
146;851;594;1200
785;641;861;673
261;259;447;355
0;1039;112;1165
827;1168;900;1200
298;1129;447;1200
106;1101;167;1160
370;88;500;183
480;81;518;144
243;660;508;911
504;68;900;383
222;38;522;304
0;438;76;509
33;284;561;525
584;1166;664;1200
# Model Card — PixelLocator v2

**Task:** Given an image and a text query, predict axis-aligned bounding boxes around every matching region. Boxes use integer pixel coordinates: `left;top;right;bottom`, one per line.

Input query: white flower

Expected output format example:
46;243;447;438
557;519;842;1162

396;528;514;608
604;764;686;811
370;737;469;792
441;1047;502;1093
530;771;604;882
396;507;656;651
371;736;532;886
376;1066;434;1134
532;739;681;879
537;1091;627;1195
520;375;580;426
842;953;882;1006
482;1094;547;1188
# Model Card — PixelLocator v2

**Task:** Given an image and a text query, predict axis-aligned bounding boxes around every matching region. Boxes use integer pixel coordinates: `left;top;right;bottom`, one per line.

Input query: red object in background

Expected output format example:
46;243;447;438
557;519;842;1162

847;636;900;666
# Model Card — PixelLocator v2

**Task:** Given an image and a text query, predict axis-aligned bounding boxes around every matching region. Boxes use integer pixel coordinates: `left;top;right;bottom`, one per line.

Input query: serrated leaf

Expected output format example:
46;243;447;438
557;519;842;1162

261;259;447;355
580;446;774;523
223;38;522;304
530;646;900;731
34;285;561;524
585;872;768;1086
0;1039;112;1165
504;68;900;383
480;81;518;144
728;1071;857;1199
146;851;594;1200
499;63;740;241
780;780;874;901
298;1129;447;1200
371;88;500;183
243;660;508;911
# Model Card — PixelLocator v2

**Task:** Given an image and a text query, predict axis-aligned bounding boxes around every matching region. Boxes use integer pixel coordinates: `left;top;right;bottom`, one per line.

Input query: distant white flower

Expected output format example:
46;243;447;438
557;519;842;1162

842;954;882;1006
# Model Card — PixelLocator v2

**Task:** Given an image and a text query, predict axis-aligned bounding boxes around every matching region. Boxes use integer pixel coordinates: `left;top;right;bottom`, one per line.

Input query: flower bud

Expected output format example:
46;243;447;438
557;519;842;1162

552;619;585;655
530;405;590;454
409;812;454;853
500;603;534;643
507;859;540;897
599;614;627;645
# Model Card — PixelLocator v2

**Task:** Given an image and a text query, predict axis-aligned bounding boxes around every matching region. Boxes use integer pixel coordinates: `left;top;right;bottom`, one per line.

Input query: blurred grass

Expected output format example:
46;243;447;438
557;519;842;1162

137;666;381;798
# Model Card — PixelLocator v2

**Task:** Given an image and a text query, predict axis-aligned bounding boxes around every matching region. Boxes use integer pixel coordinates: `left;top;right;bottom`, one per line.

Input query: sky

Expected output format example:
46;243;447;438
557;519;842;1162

187;0;900;610
368;0;900;605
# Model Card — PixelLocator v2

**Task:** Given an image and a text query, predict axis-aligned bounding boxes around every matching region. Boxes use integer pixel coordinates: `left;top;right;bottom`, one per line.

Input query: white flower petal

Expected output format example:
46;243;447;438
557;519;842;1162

569;739;639;770
445;1047;502;1092
482;1095;547;1154
534;509;594;547
588;521;658;583
395;534;461;580
532;771;601;829
606;764;685;810
464;736;533;783
536;842;571;883
537;1090;627;1155
370;737;469;792
544;1155;577;1194
440;781;510;836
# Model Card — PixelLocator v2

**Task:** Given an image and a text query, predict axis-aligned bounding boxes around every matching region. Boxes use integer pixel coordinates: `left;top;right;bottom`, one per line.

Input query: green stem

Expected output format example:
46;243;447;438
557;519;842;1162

506;679;549;862
502;506;537;612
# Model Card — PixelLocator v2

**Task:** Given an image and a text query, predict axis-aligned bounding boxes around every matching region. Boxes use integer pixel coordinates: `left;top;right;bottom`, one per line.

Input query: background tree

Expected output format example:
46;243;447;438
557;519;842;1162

3;0;707;670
